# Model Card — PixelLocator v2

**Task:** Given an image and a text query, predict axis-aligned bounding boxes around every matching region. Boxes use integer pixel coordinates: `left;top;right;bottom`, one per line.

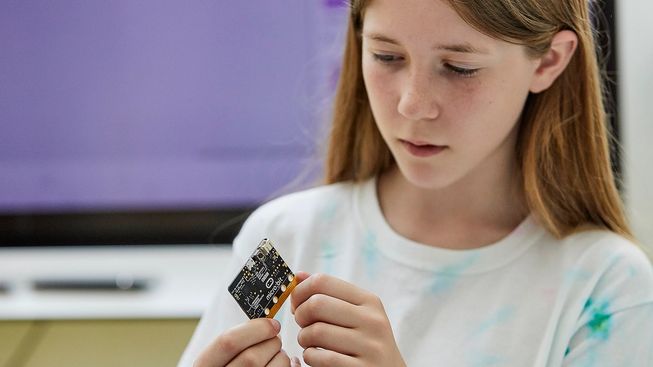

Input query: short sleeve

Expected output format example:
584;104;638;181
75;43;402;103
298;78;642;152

563;243;653;366
563;302;653;366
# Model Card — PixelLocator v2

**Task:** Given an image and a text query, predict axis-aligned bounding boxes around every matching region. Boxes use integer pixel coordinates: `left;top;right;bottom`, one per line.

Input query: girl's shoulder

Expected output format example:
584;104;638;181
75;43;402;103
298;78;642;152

230;180;367;258
561;228;651;272
559;228;653;308
251;180;362;223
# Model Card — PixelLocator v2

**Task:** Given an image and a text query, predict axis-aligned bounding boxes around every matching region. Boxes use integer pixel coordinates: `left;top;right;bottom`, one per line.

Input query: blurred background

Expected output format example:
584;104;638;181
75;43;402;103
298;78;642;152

0;1;650;366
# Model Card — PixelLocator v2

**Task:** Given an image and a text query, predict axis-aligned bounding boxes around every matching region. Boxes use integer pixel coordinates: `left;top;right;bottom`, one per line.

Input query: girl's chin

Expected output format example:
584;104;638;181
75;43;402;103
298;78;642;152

394;164;457;191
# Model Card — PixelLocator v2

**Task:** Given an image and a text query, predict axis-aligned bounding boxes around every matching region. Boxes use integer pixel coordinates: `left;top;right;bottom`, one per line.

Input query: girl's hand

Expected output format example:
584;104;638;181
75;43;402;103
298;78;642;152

194;318;294;367
290;272;407;367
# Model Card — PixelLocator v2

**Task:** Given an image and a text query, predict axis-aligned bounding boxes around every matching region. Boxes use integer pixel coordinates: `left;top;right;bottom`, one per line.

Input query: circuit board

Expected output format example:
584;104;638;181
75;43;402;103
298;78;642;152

228;238;297;319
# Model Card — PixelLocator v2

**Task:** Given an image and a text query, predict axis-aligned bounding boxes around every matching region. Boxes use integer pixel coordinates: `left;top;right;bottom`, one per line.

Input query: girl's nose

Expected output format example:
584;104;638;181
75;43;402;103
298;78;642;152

397;72;440;121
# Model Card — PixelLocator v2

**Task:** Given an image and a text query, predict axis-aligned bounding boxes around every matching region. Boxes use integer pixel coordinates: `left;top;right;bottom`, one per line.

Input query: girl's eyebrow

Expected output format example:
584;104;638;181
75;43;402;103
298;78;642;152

362;32;489;54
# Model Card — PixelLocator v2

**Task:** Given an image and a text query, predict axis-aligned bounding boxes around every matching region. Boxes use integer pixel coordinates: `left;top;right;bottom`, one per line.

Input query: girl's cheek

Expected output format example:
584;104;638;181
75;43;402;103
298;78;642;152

445;78;484;111
363;65;386;89
363;65;400;102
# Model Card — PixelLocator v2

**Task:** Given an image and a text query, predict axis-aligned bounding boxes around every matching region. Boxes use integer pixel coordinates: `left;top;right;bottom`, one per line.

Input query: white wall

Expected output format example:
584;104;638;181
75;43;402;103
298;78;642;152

618;1;653;249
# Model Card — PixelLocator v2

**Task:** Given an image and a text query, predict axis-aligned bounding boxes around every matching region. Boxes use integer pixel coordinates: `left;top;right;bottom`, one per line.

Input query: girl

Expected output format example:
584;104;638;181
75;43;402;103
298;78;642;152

180;0;653;365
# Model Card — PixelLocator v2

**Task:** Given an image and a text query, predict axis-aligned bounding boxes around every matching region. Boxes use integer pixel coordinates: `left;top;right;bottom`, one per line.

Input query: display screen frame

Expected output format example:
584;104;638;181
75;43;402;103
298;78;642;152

0;0;619;246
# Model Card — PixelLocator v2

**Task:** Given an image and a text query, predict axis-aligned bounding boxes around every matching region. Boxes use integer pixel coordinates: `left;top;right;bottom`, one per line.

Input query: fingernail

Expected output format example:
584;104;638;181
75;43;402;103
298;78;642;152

270;318;281;332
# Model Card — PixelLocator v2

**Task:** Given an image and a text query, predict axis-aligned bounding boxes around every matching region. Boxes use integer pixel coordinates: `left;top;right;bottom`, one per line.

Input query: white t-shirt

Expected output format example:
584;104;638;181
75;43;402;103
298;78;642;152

179;178;653;366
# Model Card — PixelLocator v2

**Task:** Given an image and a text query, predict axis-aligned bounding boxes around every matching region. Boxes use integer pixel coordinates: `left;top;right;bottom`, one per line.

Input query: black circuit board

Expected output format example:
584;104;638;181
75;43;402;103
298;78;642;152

228;239;295;319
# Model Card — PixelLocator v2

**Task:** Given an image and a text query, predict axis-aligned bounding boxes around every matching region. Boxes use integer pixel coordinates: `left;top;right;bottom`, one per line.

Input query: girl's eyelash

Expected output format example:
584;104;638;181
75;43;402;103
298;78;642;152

371;52;480;78
372;53;403;64
445;64;479;77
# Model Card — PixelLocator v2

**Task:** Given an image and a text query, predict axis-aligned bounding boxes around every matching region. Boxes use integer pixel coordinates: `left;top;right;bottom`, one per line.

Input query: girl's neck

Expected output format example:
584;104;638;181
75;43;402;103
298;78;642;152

377;162;528;250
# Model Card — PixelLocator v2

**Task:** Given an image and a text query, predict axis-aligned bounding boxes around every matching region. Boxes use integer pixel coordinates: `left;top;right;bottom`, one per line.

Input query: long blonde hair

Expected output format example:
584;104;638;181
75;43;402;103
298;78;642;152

324;0;632;239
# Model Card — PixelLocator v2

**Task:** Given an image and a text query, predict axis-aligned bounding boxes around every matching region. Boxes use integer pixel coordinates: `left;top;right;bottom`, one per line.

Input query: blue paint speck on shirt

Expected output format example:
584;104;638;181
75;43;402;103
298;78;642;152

362;230;378;277
429;253;479;294
319;239;337;274
472;306;515;337
583;298;612;340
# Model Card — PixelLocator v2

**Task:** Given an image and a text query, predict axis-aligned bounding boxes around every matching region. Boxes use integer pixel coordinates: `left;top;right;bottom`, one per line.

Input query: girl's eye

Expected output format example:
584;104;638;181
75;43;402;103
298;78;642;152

372;53;403;64
445;64;479;77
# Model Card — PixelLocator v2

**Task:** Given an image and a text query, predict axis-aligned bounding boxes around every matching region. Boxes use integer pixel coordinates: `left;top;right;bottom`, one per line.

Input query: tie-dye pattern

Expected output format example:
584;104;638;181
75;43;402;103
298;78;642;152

362;230;379;277
463;307;515;366
317;202;340;274
429;253;480;294
564;268;593;283
319;239;337;274
583;298;612;340
182;180;653;367
467;353;504;367
471;306;515;337
318;201;339;222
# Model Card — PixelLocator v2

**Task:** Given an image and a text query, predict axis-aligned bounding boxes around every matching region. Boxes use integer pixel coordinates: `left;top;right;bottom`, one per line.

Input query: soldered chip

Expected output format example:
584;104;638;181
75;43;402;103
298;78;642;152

228;238;297;319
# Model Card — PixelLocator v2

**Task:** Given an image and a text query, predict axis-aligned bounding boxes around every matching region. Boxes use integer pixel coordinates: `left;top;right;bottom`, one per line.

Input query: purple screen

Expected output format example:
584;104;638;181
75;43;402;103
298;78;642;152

0;1;348;212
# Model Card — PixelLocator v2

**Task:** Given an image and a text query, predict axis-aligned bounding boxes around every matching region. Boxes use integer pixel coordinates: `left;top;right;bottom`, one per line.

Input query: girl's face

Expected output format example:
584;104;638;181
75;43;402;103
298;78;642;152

362;0;540;190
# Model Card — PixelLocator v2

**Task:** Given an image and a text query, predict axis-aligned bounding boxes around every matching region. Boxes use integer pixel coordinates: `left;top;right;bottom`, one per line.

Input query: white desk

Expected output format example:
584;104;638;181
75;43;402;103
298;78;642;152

0;245;232;320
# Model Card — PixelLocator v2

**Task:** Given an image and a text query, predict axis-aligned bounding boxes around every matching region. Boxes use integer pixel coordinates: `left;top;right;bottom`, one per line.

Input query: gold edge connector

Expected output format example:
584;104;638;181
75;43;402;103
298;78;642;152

266;277;298;319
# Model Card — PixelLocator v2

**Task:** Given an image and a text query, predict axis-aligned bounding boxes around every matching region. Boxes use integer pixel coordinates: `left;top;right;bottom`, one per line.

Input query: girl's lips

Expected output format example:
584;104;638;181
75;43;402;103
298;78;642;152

400;139;447;157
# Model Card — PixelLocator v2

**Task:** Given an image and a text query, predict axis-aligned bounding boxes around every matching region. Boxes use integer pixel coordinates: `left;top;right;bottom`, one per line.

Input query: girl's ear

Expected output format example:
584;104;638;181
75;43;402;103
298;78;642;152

529;30;578;93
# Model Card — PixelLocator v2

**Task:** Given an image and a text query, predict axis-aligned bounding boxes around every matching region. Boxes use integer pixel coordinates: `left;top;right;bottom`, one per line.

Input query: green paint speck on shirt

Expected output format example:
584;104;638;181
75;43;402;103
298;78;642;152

584;298;612;340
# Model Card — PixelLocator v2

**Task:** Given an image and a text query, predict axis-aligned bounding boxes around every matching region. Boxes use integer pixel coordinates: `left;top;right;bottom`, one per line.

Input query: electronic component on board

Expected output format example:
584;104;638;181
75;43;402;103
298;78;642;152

228;238;297;319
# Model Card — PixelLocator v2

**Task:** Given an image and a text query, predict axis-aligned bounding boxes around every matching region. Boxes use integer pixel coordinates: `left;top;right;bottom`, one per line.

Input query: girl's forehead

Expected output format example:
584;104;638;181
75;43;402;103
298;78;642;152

362;0;465;27
361;0;503;54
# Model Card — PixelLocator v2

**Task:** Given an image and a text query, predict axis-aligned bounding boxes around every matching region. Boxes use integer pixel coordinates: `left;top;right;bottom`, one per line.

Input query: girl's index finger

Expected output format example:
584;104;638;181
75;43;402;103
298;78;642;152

290;273;370;312
196;318;280;367
290;271;311;314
